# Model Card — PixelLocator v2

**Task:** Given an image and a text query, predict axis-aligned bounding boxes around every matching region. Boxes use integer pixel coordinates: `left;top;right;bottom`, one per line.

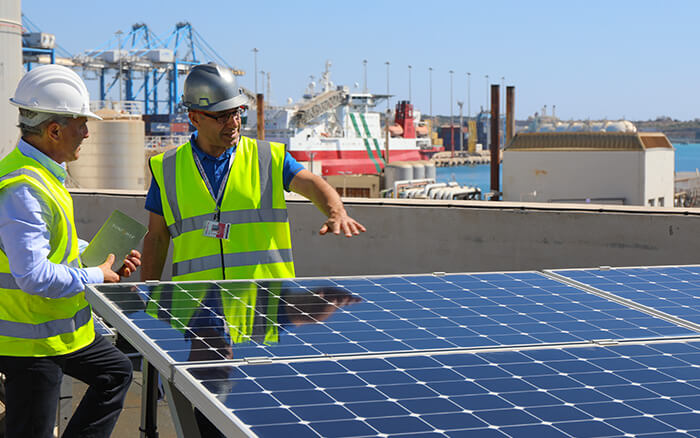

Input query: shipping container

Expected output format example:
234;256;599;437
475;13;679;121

169;113;189;123
438;126;468;150
149;122;171;134
143;114;170;124
170;122;190;133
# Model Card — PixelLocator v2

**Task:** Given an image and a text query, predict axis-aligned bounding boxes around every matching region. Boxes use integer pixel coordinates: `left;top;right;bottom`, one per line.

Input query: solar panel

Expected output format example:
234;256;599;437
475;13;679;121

86;272;696;369
93;312;116;343
549;266;700;331
173;340;700;437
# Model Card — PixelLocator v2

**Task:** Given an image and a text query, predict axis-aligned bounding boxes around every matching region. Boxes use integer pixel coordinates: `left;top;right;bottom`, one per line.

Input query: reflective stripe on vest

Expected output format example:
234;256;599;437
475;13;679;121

0;272;18;290
0;305;91;339
167;209;288;239
173;248;294;277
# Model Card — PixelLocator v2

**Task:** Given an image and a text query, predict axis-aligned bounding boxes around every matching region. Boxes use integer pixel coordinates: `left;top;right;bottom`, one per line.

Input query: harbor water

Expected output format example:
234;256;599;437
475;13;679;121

436;143;700;195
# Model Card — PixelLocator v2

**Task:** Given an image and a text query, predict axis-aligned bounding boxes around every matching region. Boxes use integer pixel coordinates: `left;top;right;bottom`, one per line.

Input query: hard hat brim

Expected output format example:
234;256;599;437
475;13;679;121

185;93;248;112
9;98;103;121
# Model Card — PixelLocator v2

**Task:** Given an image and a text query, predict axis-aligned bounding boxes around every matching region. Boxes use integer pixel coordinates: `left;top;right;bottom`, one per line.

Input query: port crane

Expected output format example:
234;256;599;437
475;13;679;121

20;16;247;115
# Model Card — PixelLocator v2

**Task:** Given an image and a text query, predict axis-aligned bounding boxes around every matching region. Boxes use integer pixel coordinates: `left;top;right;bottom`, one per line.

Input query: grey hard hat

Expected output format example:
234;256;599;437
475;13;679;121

181;63;248;111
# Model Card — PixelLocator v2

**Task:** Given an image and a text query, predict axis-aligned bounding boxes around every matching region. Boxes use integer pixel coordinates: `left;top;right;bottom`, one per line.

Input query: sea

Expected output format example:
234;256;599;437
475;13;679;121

436;143;700;194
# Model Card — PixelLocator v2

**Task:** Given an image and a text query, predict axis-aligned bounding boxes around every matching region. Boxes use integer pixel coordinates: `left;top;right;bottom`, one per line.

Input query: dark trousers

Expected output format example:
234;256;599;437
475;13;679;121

0;334;133;438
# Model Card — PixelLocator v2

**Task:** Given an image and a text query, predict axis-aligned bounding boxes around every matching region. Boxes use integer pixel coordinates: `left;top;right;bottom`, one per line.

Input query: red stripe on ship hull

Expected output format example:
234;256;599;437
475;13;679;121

290;148;444;175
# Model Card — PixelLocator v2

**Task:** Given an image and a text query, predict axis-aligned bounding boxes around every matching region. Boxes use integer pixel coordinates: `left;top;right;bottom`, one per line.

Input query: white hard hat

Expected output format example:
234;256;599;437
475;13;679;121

9;64;101;124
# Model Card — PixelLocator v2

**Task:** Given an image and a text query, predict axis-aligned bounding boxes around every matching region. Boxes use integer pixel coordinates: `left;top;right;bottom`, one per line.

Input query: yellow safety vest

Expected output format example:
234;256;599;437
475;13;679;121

150;136;295;281
0;148;94;357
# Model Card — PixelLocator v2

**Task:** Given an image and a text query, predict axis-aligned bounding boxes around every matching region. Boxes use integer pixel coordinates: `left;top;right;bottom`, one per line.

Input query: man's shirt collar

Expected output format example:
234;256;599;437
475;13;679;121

17;138;67;184
190;131;235;162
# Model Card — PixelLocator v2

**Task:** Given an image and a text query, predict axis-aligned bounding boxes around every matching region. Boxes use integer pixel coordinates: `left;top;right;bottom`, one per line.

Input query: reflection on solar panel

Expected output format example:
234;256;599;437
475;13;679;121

90;272;696;365
551;266;700;329
175;341;700;437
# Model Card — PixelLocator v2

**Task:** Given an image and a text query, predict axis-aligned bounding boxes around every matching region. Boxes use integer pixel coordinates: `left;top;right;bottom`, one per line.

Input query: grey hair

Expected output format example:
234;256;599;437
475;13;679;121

18;109;71;137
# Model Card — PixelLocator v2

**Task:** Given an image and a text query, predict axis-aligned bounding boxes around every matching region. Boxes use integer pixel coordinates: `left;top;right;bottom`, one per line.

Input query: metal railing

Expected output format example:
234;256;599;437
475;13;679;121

145;135;189;149
90;100;144;115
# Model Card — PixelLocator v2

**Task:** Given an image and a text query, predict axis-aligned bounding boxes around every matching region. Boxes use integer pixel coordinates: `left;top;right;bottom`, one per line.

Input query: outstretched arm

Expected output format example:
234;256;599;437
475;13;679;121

289;169;366;237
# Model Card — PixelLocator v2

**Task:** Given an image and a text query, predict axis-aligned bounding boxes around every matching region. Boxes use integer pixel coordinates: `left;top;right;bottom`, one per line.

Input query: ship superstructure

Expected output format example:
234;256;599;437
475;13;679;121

244;62;439;176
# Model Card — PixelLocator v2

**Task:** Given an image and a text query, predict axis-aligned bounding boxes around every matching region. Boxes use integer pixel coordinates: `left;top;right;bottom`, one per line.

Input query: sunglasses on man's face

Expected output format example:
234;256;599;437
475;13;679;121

198;107;247;124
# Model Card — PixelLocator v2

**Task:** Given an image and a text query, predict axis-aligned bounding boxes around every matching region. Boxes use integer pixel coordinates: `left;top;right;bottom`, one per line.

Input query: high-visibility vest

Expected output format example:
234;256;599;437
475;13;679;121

150;136;295;281
0;148;94;357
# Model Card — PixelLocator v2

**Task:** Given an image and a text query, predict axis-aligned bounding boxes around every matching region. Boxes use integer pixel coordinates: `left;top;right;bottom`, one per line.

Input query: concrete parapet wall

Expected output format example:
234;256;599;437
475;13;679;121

71;189;700;279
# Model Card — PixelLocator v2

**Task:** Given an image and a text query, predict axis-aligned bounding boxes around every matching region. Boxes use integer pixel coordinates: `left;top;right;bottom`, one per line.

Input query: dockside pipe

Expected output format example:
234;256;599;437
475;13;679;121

506;86;515;143
490;84;500;200
256;93;265;140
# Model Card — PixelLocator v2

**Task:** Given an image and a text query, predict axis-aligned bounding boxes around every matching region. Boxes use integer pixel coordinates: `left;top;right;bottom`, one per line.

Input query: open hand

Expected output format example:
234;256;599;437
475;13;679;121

319;212;366;237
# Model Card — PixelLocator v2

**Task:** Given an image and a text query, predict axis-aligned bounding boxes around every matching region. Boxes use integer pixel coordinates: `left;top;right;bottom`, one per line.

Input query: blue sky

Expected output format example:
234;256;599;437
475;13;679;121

21;0;700;120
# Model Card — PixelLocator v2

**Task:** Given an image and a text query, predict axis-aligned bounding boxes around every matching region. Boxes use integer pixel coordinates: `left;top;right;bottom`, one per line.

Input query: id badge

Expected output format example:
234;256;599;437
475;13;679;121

203;220;231;240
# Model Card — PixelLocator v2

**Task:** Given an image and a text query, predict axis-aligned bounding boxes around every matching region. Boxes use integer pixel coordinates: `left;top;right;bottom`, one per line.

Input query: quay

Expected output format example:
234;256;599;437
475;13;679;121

430;151;497;167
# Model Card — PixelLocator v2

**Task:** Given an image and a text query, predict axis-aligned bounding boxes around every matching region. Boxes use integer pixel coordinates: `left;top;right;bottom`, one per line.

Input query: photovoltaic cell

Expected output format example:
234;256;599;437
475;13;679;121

175;341;700;437
551;265;700;329
89;272;695;365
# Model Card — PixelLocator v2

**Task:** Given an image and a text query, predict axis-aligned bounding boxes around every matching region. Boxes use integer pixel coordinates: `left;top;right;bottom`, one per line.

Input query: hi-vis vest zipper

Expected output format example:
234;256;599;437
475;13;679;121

0;148;94;357
150;136;295;281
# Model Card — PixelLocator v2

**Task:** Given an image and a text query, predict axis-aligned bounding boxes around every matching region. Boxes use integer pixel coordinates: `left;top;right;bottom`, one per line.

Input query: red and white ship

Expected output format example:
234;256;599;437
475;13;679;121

247;62;442;176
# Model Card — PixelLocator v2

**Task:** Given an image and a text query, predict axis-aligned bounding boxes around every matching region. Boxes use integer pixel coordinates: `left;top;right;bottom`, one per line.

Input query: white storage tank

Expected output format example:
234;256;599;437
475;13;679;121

411;161;426;180
0;0;22;158
384;162;413;190
67;109;145;190
568;122;585;132
424;162;436;180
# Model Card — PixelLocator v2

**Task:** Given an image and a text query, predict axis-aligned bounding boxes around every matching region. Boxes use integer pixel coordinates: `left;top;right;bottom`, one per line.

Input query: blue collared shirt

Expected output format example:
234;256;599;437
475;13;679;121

0;139;103;299
145;133;304;215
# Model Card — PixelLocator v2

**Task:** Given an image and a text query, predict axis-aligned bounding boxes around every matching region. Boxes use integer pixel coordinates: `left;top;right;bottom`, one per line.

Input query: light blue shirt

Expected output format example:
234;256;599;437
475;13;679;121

0;139;103;299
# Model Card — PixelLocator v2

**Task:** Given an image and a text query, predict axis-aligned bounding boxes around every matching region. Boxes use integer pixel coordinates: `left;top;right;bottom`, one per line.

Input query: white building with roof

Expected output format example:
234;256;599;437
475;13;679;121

502;132;674;206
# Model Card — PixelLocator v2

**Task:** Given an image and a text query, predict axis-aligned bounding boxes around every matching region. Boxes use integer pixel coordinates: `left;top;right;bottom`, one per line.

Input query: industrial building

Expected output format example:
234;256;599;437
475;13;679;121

502;131;674;206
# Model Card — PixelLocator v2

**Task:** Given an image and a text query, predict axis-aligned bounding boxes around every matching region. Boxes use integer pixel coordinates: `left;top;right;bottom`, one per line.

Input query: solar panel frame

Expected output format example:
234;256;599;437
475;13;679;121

86;283;181;378
92;312;116;344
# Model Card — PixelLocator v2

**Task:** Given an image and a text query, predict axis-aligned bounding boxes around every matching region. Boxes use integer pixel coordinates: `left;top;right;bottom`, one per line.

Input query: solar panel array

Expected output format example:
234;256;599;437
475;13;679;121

176;341;700;437
85;267;700;437
91;272;696;364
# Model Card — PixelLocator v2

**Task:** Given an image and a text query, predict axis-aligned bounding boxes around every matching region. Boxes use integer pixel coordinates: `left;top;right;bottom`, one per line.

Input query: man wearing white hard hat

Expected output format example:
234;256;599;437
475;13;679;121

0;64;141;438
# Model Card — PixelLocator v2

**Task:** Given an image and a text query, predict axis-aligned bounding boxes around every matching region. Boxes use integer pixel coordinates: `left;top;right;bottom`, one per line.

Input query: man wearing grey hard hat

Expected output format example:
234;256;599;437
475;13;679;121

142;63;365;284
0;64;141;438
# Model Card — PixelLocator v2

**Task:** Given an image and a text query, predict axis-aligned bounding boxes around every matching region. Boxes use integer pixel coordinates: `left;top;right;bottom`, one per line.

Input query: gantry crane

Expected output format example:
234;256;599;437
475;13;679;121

21;17;246;115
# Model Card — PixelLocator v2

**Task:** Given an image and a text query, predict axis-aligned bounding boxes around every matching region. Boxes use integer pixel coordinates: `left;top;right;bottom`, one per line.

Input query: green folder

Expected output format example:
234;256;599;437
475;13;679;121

81;210;147;268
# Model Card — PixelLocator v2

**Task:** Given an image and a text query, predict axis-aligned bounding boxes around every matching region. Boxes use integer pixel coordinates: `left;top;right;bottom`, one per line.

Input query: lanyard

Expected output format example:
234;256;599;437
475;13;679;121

192;147;235;216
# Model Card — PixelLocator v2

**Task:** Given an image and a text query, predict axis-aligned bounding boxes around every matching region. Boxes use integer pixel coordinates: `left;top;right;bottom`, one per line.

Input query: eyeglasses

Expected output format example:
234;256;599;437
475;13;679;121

197;107;247;124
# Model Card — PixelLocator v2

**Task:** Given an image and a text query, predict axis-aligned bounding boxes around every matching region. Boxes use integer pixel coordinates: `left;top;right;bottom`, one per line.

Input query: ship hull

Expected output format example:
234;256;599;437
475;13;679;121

269;134;442;175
